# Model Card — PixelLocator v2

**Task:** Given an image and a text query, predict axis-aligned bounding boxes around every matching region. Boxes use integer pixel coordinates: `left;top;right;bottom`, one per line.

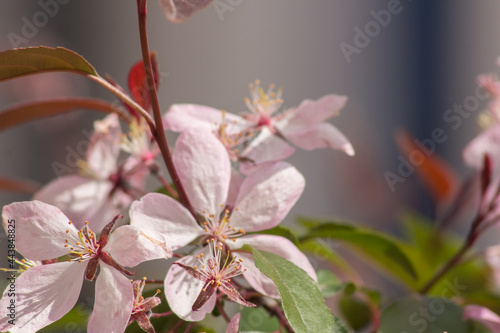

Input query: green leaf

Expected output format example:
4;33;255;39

254;225;299;246
299;219;417;285
379;295;472;333
253;248;335;333
332;316;350;333
339;294;371;331
300;239;354;274
317;270;344;298
239;306;280;332
0;46;97;81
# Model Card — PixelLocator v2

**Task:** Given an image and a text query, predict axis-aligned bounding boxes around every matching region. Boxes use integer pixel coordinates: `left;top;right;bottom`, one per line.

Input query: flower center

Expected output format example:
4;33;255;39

64;221;100;263
244;80;284;119
201;208;246;242
194;239;246;289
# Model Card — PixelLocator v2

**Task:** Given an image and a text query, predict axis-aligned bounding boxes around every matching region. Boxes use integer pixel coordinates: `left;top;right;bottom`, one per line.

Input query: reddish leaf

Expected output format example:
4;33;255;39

0;46;97;81
0;98;129;132
128;53;160;112
396;129;458;203
0;176;40;194
160;0;213;23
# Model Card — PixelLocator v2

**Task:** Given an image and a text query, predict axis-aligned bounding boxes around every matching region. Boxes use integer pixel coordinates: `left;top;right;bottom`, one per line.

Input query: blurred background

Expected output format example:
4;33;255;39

1;0;500;330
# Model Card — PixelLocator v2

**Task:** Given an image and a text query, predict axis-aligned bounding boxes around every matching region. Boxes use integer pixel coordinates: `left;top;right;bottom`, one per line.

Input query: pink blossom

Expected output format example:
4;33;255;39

163;82;354;171
130;129;316;320
160;0;213;23
0;201;171;333
174;239;256;311
464;305;500;331
127;278;162;333
34;114;151;230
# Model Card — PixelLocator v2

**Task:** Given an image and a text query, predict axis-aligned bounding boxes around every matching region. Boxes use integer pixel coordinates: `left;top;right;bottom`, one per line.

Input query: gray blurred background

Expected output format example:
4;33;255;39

1;0;500;329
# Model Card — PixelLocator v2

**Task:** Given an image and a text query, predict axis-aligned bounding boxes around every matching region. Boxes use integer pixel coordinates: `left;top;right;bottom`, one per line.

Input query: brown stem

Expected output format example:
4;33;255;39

136;0;195;218
216;298;231;323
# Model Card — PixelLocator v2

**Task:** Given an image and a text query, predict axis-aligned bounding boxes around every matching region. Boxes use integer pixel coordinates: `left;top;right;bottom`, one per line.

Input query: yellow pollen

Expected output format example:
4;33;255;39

64;244;68;247
202;288;206;292
232;238;236;242
78;259;82;263
66;230;69;233
235;207;239;211
85;221;89;225
200;253;204;257
194;266;198;270
76;242;80;246
68;221;72;225
157;289;161;294
209;214;214;218
203;210;206;214
220;204;224;207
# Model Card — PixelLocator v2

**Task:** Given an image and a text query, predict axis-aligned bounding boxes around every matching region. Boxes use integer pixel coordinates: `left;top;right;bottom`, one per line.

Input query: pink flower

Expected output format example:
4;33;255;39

34;114;151;231
0;201;171;333
163;82;354;171
174;238;256;311
160;0;213;23
127;278;162;333
464;305;500;331
130;129;316;321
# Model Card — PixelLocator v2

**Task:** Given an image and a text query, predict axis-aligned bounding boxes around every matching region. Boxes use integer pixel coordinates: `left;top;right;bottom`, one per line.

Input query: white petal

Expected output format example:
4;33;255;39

129;193;203;250
164;104;247;134
284;122;355;155
276;94;347;132
240;128;295;175
34;176;114;230
87;113;121;177
463;123;500;176
2;201;82;260
165;252;216;321
226;169;244;209
88;263;134;333
230;235;317;299
0;261;86;333
226;313;241;333
105;225;173;267
231;162;305;232
173;129;231;215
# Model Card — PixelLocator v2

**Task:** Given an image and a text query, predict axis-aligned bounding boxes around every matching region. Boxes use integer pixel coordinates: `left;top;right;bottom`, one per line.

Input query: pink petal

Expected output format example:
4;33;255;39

226;169;244;209
105;225;173;267
87;113;121;178
129;193;203;250
283;122;355;155
239;128;295;175
231;162;305;232
33;176;115;230
230;235;317;298
226;313;241;333
164;104;247;134
164;251;216;321
277;94;348;131
88;263;134;333
173;129;231;215
464;305;500;331
159;0;213;23
463;123;500;174
0;261;86;333
2;201;82;260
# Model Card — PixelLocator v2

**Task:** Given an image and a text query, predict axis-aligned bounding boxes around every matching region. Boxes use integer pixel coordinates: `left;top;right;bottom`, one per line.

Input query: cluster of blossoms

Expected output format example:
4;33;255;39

0;69;353;331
